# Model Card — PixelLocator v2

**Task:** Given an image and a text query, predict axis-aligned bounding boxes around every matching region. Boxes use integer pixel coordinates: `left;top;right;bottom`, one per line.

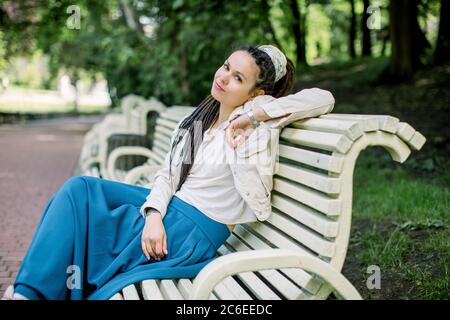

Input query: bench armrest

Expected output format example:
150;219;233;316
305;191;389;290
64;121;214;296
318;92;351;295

190;249;362;300
106;146;156;181
124;164;162;185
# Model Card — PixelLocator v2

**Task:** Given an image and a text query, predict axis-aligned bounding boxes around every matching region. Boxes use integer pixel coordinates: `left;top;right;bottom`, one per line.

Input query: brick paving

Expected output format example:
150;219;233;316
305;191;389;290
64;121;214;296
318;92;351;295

0;116;102;297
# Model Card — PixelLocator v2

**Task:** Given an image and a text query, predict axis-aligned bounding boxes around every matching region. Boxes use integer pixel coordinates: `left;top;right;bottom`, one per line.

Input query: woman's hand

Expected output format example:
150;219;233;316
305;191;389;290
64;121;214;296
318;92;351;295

141;211;168;261
226;113;255;149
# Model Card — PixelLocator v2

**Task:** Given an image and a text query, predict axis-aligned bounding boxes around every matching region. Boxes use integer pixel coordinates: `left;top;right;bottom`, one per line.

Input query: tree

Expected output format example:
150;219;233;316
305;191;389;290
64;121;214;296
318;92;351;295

361;0;372;56
349;0;357;58
434;0;450;64
388;0;430;80
289;0;308;66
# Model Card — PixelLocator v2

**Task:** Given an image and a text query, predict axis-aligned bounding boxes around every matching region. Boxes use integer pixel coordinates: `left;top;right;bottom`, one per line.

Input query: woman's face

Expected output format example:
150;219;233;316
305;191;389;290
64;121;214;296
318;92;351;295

211;50;263;109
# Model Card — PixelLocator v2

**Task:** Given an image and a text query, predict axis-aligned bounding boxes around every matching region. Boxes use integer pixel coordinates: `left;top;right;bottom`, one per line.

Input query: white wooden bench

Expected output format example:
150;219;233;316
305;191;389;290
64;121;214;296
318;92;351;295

104;111;425;300
79;95;166;178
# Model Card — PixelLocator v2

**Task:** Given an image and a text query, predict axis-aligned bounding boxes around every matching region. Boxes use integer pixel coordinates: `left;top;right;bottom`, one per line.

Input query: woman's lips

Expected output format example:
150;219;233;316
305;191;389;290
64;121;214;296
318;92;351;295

214;81;225;92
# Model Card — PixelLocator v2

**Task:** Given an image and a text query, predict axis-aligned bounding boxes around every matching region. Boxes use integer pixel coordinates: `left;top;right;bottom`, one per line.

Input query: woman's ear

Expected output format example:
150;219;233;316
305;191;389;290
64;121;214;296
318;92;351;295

250;89;265;100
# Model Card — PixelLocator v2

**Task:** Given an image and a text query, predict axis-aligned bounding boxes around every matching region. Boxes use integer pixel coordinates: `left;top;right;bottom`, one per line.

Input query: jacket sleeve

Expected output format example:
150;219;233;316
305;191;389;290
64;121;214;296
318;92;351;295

231;88;336;221
229;123;279;222
139;115;189;219
260;88;335;129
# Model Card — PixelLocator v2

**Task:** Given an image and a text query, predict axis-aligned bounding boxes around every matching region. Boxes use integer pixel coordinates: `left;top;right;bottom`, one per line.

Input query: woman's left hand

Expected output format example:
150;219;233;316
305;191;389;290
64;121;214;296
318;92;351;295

226;113;255;149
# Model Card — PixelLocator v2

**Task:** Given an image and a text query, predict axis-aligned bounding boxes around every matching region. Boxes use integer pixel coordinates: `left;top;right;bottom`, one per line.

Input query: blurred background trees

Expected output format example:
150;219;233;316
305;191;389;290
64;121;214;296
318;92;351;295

1;0;447;106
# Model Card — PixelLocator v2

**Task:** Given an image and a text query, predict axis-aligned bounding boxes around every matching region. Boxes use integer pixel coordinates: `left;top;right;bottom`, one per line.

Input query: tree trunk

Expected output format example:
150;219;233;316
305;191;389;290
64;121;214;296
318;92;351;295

261;0;283;49
172;18;190;104
290;0;307;66
388;0;428;80
349;0;357;58
434;0;450;64
119;0;144;35
361;0;372;56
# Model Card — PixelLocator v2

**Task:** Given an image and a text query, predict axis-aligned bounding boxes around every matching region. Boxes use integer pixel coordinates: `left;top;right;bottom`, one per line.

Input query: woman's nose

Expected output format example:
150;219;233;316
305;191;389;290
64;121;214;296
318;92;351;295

219;77;228;85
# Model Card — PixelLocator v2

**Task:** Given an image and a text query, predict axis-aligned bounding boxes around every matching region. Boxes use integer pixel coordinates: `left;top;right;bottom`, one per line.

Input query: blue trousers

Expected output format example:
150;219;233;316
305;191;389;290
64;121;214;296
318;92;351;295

13;176;231;300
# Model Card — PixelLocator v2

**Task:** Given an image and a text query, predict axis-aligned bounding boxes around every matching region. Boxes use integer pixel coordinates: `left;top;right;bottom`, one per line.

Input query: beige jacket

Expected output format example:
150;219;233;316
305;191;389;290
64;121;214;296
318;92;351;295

140;88;335;222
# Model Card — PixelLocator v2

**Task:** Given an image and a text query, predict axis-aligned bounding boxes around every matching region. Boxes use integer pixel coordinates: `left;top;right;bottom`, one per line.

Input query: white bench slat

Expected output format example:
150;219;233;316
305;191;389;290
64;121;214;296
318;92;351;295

157;125;175;137
167;106;196;113
279;144;344;174
396;122;416;142
272;194;339;238
274;177;341;216
153;138;171;153
407;131;426;151
268;211;336;258
151;146;167;163
225;234;305;299
154;132;171;145
159;280;184;299
156;117;179;131
164;112;192;123
276;162;341;194
141;280;164;300
291;118;364;141
110;292;124;300
281;128;353;154
219;244;280;300
233;225;321;294
322;114;400;133
211;274;253;300
321;114;379;132
177;279;218;300
122;284;140;300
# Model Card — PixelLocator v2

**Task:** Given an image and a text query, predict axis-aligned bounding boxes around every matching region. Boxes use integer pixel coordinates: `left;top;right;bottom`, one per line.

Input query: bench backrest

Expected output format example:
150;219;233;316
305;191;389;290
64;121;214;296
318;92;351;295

145;106;196;166
143;108;426;299
218;114;425;299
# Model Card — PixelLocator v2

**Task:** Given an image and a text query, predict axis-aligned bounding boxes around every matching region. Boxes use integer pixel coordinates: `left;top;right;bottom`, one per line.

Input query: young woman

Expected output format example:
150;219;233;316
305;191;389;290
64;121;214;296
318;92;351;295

3;44;335;300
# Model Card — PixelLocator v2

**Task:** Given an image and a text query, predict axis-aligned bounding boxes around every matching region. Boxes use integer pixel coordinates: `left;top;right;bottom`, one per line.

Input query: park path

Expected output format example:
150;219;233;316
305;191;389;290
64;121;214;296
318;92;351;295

0;116;102;297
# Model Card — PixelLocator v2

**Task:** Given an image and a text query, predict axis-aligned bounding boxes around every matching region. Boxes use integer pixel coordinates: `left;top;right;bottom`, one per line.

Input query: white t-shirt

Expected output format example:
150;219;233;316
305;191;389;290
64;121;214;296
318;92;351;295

174;120;257;225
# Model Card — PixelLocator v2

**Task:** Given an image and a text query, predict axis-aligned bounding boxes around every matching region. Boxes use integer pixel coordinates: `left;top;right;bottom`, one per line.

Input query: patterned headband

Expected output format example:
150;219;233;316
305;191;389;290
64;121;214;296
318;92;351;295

258;45;287;82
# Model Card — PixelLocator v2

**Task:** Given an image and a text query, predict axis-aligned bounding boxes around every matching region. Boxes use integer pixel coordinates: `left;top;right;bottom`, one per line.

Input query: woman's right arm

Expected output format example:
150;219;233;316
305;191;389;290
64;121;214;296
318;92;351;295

139;115;189;220
139;114;189;260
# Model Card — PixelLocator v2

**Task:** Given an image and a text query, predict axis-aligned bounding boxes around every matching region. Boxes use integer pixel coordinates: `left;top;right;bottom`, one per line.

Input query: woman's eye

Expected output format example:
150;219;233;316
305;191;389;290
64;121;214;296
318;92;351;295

223;64;241;82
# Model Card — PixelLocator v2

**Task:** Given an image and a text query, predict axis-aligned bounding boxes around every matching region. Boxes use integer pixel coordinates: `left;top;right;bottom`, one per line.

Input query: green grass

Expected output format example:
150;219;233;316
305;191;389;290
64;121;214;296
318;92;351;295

342;148;449;299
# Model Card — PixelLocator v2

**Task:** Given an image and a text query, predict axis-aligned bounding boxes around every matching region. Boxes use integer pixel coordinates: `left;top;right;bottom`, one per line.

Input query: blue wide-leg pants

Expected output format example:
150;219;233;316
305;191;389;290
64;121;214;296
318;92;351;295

13;176;230;300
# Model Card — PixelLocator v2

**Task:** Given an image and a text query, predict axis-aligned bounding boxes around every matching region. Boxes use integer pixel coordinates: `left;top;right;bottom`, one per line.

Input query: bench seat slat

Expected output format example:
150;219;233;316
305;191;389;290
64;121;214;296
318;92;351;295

141;280;164;300
159;279;184;299
177;279;218;300
225;234;307;299
233;225;322;294
122;284;140;300
217;245;279;300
